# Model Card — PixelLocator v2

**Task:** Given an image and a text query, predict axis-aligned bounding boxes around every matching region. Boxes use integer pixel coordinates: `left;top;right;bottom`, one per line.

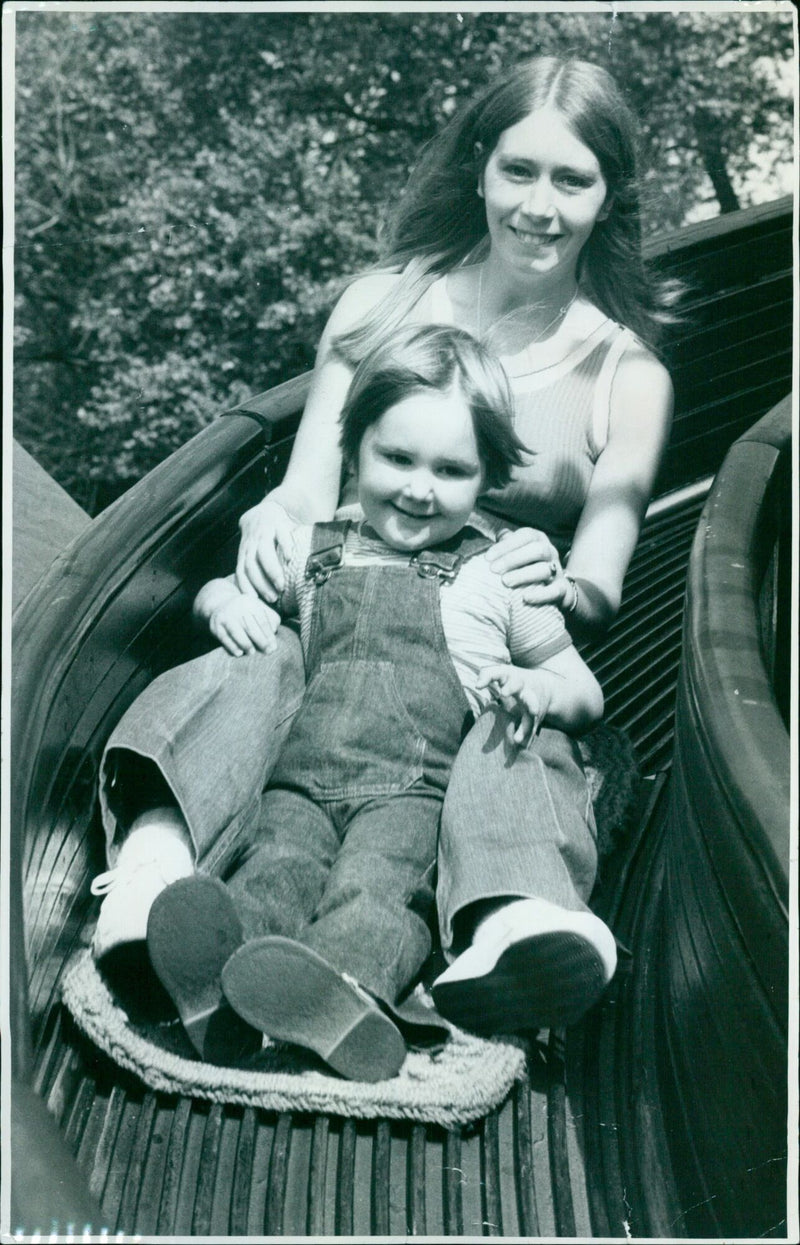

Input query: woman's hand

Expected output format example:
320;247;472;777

209;594;280;658
485;527;572;608
236;496;298;602
477;664;554;748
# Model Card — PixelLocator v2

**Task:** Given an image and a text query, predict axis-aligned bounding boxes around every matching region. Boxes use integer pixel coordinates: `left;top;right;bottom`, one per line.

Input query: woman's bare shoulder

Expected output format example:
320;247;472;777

328;271;403;332
610;335;674;439
618;334;672;387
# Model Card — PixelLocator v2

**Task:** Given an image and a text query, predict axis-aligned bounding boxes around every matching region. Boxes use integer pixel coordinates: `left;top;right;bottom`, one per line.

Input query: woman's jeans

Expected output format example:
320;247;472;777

437;707;598;954
99;636;598;958
99;628;306;876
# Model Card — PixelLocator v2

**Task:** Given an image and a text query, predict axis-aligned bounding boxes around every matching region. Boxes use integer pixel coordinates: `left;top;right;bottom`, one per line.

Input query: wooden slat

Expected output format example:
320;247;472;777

371;1120;391;1235
442;1129;465;1236
513;1081;539;1237
645;195;791;258
335;1118;357;1235
264;1112;292;1235
546;1032;576;1238
156;1097;192;1234
229;1107;257;1235
116;1093;157;1234
191;1102;224;1234
62;1076;96;1155
104;1096;148;1228
481;1111;504;1236
407;1123;427;1235
308;1114;330;1236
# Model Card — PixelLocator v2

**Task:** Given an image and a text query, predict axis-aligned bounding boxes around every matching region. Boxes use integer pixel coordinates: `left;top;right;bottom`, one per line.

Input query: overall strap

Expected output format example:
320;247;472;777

305;521;493;585
305;521;348;585
409;528;494;582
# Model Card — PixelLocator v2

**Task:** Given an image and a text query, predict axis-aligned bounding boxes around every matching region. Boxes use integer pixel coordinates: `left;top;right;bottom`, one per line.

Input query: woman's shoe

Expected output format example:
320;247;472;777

146;876;262;1064
431;898;618;1033
221;937;407;1082
91;809;194;959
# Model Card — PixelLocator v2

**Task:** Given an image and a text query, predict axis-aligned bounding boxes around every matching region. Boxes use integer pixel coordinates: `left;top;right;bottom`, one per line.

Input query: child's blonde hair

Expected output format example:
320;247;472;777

339;323;529;492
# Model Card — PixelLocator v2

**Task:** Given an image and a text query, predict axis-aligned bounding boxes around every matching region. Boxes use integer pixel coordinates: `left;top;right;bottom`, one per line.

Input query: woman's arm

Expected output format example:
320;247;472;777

489;345;674;639
562;346;673;634
236;272;401;600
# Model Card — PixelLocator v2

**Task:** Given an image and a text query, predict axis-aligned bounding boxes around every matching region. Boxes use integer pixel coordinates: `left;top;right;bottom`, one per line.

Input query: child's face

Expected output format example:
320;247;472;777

356;385;485;552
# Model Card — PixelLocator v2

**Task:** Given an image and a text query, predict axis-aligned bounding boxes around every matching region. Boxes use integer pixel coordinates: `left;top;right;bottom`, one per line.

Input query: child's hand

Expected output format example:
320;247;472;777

476;664;554;748
209;595;280;657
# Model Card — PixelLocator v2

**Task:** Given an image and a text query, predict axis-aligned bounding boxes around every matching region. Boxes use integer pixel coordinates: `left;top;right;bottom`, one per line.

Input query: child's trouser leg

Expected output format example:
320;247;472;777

225;786;339;941
227;785;440;1005
99;627;305;874
437;711;598;955
299;788;440;1008
220;787;441;1080
144;787;337;1064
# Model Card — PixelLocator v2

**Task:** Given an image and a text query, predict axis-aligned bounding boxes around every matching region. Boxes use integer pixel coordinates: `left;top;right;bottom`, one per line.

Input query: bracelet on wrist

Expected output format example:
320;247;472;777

563;574;579;614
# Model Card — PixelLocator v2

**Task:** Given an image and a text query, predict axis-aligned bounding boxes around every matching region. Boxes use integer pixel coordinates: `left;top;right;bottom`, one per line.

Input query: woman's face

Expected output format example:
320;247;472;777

480;106;610;282
356;384;484;552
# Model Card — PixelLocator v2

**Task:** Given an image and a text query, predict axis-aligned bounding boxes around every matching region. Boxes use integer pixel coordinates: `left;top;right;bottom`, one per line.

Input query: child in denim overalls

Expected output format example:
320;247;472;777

145;324;605;1081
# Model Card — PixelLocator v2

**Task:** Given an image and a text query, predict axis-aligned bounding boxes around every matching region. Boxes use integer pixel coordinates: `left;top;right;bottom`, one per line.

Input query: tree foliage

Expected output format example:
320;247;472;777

13;7;794;511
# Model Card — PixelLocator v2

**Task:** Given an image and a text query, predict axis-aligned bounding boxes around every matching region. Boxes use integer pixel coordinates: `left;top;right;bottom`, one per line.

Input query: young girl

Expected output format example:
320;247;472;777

144;323;609;1082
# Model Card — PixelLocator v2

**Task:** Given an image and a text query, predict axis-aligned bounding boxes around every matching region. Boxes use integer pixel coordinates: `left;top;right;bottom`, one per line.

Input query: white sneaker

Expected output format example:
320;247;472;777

91;811;194;959
431;898;618;1034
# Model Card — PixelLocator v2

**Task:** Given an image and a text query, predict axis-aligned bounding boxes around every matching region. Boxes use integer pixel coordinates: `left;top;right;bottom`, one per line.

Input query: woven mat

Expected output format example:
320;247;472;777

62;949;527;1127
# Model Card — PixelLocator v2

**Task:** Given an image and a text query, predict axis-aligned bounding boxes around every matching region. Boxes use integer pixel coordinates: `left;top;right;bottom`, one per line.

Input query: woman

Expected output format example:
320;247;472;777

93;56;675;1037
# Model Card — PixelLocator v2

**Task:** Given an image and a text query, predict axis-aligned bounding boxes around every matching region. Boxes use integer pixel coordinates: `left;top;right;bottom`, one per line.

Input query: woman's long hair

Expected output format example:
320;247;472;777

334;57;682;364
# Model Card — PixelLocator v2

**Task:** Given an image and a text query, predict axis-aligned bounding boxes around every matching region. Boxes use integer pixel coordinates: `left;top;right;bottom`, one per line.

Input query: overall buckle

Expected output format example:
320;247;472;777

409;552;461;582
306;545;344;585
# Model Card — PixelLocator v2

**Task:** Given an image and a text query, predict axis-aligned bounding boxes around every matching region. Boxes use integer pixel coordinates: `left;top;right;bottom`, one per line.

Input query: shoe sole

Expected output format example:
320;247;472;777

221;937;406;1082
431;931;608;1033
146;876;262;1063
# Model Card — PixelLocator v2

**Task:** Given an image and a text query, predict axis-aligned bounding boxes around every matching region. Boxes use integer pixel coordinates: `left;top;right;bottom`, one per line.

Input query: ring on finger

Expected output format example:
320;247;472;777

548;559;557;580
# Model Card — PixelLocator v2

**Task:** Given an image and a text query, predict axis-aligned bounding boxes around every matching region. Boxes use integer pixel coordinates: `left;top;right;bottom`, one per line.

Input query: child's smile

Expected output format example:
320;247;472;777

356;385;485;552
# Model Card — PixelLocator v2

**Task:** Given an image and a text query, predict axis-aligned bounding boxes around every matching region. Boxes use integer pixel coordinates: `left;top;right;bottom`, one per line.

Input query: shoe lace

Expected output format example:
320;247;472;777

90;858;164;896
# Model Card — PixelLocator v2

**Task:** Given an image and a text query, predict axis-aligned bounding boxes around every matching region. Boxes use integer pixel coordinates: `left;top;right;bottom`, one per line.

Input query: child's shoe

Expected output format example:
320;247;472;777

221;937;407;1082
431;898;617;1033
91;808;194;959
146;876;262;1064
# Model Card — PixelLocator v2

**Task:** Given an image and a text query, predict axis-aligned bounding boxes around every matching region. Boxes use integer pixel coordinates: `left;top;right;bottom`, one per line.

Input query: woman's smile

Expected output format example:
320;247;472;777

480;106;609;283
508;226;563;249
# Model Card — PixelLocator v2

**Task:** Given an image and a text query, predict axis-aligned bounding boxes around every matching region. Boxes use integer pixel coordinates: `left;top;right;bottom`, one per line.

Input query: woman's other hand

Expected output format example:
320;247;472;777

209;594;280;657
486;527;572;608
236;496;297;602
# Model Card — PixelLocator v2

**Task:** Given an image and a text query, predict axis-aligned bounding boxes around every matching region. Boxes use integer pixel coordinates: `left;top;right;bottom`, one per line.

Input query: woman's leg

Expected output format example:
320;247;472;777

438;710;598;953
92;627;305;958
433;708;616;1032
99;627;305;872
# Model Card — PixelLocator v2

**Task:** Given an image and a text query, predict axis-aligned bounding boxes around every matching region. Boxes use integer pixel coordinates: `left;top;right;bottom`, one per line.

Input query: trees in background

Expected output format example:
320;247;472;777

13;7;794;510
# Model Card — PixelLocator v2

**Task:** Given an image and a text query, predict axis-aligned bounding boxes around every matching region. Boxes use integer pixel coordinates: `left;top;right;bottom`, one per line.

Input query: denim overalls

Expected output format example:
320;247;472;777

225;520;490;1010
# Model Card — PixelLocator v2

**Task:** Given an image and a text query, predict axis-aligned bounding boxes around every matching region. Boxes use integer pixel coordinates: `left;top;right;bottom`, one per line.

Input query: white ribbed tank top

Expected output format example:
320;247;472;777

426;277;637;550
